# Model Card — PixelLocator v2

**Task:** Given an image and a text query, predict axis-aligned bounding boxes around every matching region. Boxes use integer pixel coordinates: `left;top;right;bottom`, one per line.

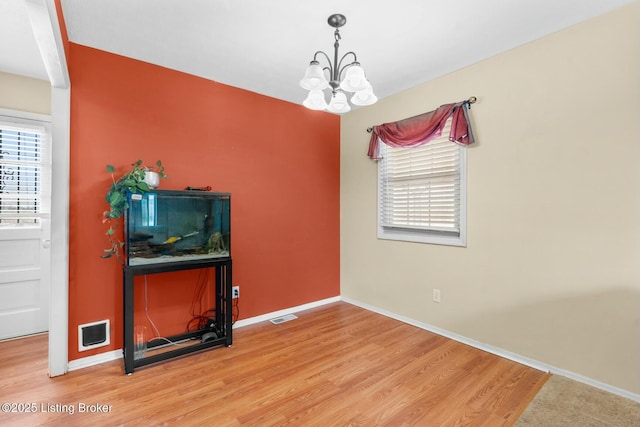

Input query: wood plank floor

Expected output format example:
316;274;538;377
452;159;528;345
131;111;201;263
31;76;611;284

0;302;549;426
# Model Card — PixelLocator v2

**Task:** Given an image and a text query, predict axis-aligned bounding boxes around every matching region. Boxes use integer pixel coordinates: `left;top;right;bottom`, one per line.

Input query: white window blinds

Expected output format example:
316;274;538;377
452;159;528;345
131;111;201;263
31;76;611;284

378;117;466;245
0;120;50;225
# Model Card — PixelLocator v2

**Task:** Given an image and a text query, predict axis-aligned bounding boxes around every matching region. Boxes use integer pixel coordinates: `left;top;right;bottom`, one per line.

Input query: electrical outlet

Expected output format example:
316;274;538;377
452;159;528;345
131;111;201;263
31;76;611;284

232;286;239;299
432;289;441;303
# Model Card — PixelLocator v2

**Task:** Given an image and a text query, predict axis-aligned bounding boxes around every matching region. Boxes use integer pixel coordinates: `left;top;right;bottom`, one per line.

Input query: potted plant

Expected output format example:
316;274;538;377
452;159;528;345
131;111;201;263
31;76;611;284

102;160;167;261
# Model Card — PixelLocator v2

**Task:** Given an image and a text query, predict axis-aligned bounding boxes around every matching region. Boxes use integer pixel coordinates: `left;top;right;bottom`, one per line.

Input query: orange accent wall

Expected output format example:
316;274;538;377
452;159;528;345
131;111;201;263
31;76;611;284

54;0;70;62
67;43;340;361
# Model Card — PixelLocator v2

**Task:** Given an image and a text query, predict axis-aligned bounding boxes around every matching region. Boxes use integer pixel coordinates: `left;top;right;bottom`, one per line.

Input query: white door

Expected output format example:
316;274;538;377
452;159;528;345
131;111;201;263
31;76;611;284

0;117;51;340
0;224;50;339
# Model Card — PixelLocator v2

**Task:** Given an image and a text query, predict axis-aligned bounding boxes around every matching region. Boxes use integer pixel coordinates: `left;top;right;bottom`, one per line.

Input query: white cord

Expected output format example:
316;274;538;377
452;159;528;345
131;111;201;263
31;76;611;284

142;275;196;348
145;336;184;348
144;274;173;344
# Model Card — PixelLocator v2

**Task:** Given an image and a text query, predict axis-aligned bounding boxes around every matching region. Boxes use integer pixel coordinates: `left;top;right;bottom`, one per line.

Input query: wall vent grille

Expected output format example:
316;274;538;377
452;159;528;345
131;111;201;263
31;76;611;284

78;320;110;351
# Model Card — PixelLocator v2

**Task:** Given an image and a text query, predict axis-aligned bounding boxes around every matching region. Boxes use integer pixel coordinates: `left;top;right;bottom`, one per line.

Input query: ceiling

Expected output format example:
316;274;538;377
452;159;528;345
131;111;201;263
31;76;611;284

0;0;634;107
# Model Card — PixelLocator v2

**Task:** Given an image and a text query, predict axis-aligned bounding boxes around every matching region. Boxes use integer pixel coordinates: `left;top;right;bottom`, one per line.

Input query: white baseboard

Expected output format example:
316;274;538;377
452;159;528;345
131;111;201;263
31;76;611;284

68;349;122;371
232;296;341;328
341;296;640;403
547;365;640;403
67;295;342;372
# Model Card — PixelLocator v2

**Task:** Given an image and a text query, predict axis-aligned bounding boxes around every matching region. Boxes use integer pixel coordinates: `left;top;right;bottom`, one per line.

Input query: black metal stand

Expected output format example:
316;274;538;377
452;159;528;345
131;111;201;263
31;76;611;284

122;257;232;374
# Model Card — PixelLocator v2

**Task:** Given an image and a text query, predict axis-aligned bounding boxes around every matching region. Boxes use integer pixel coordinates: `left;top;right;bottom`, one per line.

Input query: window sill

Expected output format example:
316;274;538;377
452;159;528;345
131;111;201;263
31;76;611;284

378;227;466;247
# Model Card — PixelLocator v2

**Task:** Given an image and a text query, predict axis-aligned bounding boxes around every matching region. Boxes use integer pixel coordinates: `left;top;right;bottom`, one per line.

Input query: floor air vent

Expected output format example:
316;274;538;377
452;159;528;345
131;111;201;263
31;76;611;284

269;314;298;325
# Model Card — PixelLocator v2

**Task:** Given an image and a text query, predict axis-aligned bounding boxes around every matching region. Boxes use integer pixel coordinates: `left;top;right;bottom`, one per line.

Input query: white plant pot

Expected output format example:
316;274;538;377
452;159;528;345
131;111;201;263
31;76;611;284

144;171;160;189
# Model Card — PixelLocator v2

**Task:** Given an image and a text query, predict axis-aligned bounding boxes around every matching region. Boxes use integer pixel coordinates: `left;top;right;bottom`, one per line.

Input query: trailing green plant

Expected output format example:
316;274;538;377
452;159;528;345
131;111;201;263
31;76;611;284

102;160;167;261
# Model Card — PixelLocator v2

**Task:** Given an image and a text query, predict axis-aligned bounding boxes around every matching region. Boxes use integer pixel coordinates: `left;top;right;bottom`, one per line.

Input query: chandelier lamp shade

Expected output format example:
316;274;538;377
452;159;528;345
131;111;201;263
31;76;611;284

300;14;377;114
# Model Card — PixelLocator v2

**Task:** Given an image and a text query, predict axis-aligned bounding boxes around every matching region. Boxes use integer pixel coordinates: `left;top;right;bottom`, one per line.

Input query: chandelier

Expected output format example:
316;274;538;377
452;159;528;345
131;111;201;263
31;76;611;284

300;14;377;114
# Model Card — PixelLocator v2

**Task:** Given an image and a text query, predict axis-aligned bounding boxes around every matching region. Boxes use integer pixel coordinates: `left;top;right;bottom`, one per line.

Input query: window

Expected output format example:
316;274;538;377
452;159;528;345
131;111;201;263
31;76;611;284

0;119;50;226
377;117;467;246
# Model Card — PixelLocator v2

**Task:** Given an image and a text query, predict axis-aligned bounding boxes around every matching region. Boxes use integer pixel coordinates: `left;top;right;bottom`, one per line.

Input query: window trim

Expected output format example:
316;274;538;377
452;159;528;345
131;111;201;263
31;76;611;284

0;110;52;228
377;138;467;247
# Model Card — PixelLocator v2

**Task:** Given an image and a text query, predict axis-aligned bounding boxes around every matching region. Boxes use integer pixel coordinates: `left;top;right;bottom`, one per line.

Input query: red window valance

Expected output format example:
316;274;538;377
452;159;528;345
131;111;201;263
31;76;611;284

367;99;476;160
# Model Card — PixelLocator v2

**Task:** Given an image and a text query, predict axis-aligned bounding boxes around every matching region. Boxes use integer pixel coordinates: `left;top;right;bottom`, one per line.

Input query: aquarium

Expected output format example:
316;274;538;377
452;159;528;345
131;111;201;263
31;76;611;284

124;190;230;266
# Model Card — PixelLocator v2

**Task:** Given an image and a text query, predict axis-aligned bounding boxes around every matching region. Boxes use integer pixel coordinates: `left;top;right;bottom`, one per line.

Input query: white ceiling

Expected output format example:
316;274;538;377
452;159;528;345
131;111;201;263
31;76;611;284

0;0;634;107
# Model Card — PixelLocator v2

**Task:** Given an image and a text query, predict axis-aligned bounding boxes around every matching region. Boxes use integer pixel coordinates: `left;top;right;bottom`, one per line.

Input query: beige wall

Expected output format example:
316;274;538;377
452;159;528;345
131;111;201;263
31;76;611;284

341;3;639;394
0;72;51;115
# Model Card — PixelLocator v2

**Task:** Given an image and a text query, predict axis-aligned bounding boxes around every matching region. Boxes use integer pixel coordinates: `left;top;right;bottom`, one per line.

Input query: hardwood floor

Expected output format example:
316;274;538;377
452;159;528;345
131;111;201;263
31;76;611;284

0;302;548;426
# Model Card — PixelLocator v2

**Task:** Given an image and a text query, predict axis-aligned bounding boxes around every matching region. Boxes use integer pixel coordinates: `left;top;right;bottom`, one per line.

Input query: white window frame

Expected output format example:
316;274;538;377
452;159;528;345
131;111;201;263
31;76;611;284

377;118;467;247
0;114;51;228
